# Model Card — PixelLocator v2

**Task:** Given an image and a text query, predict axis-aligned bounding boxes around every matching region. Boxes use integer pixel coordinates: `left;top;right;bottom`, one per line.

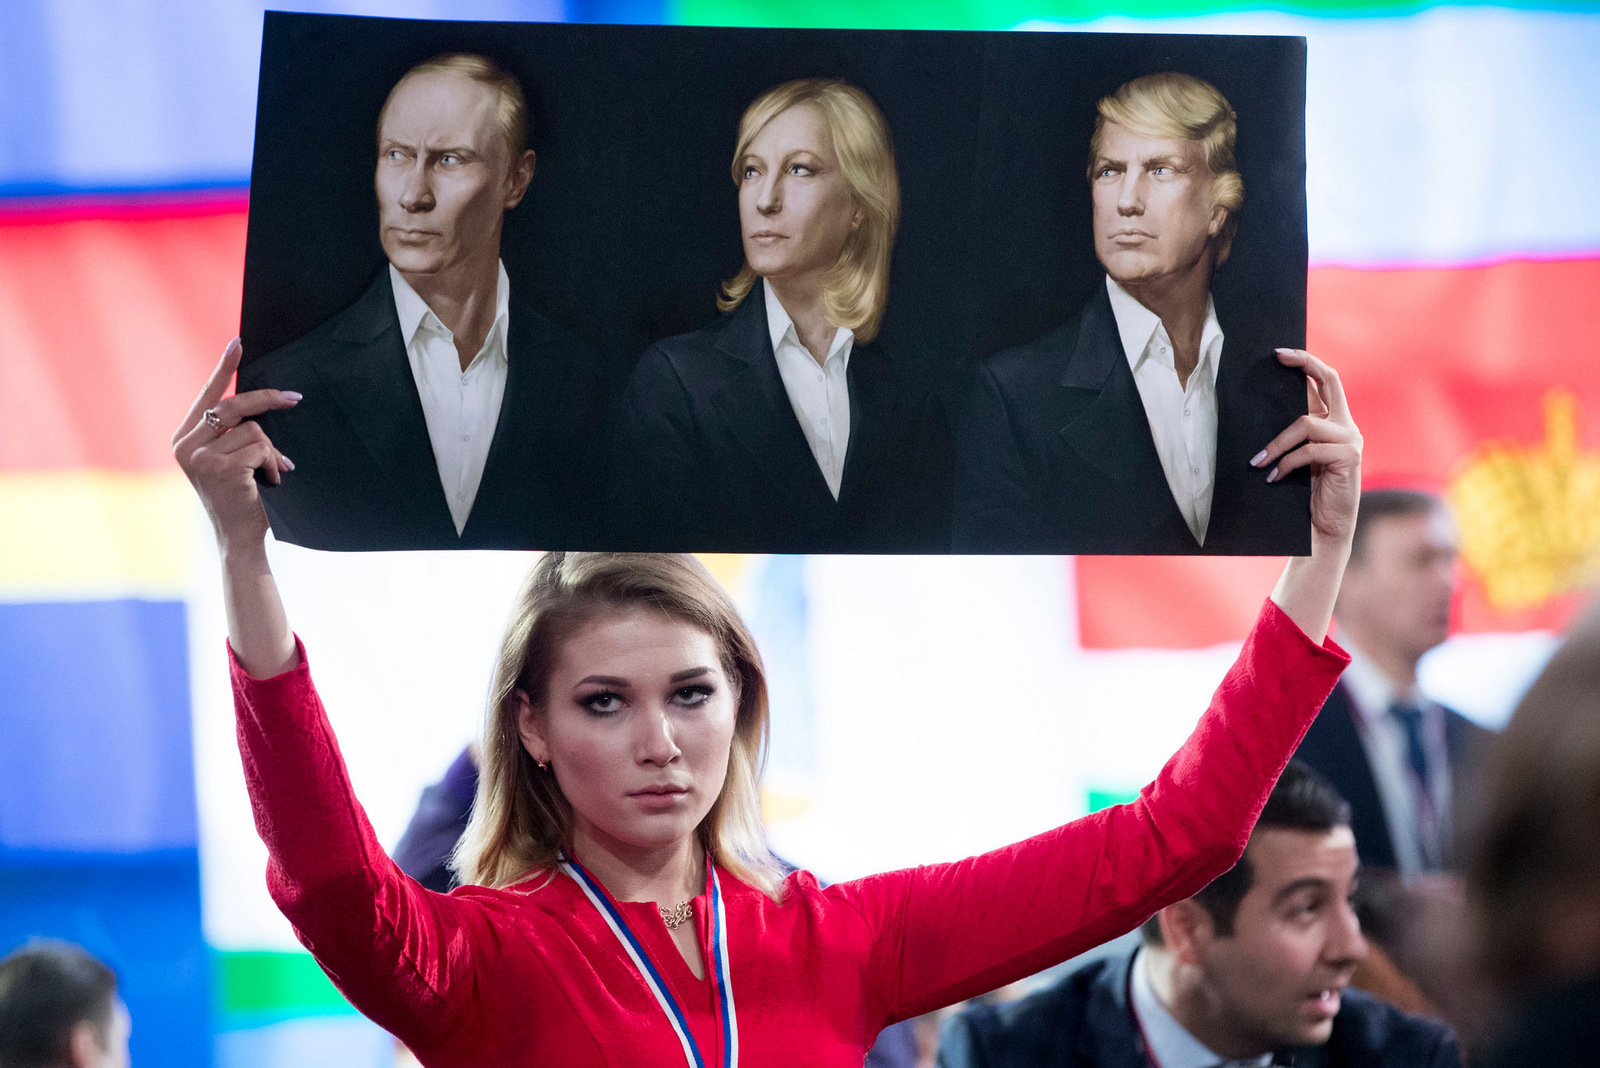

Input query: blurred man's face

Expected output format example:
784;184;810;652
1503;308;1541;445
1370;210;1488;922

1090;121;1226;290
375;71;520;277
102;998;131;1068
1194;827;1367;1050
1339;508;1459;663
72;997;130;1068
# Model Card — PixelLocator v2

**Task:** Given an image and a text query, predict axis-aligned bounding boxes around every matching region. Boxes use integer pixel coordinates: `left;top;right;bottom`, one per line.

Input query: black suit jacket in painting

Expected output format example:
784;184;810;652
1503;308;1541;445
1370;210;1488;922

952;282;1310;555
608;292;954;553
1291;681;1494;872
238;270;608;551
936;951;1461;1068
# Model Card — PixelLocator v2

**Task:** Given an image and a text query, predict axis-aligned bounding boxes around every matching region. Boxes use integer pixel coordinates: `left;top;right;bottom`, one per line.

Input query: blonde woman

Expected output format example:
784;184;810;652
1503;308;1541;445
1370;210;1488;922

176;324;1362;1065
610;79;953;553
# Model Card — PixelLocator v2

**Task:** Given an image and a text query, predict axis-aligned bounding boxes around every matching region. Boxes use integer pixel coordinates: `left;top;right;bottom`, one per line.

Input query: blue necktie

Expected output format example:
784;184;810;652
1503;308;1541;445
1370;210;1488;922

1390;699;1447;868
1389;701;1431;787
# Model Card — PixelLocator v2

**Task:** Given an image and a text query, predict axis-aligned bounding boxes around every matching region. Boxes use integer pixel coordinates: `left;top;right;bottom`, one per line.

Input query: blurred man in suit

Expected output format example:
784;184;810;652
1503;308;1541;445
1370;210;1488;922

938;763;1459;1068
0;941;131;1068
953;71;1306;554
241;53;606;550
1292;489;1493;876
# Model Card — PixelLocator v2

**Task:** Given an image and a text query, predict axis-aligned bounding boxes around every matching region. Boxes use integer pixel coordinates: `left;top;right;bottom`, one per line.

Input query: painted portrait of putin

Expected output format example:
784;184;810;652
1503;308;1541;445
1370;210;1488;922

239;53;606;551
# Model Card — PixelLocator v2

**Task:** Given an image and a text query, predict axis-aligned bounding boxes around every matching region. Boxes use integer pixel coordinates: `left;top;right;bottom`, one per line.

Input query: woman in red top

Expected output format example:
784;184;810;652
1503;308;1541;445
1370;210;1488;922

174;340;1360;1067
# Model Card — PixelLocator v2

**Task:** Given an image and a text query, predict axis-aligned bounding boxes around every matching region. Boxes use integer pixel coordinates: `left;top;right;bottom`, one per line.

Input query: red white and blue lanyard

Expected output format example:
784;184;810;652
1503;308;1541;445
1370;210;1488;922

560;854;739;1068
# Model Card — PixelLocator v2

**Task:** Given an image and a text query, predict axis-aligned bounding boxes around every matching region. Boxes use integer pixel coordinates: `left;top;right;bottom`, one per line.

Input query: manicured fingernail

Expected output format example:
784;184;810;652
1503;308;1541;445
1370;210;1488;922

281;455;295;471
1267;465;1280;483
281;391;303;403
1250;449;1268;467
1274;347;1294;355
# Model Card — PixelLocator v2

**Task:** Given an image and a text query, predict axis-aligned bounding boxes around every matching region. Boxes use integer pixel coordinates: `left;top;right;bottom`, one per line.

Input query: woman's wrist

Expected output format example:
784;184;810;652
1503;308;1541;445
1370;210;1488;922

1272;536;1352;644
219;535;271;572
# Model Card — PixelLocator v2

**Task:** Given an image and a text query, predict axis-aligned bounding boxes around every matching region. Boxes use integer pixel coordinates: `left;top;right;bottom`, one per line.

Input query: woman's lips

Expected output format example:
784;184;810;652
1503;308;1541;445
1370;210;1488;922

630;786;689;810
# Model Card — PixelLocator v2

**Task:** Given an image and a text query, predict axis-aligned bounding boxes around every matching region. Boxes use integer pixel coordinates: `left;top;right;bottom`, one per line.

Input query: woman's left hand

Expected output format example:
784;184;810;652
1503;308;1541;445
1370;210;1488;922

1253;348;1363;554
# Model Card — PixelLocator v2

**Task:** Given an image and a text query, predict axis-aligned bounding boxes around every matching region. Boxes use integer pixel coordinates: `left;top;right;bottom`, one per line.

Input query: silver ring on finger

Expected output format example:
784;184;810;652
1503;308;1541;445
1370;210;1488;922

203;408;226;434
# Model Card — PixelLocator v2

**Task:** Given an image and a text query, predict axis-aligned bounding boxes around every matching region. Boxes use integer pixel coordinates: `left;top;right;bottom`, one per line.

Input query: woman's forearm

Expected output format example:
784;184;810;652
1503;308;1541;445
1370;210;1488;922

221;538;298;678
1270;537;1352;645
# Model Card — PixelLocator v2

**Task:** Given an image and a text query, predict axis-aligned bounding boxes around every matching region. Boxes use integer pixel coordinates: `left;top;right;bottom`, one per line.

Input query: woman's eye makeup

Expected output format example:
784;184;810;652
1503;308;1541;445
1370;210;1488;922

574;681;715;713
580;690;625;714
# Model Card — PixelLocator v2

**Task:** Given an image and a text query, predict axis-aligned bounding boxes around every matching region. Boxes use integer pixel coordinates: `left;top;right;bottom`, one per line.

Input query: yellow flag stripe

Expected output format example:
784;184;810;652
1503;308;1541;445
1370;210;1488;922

0;470;194;601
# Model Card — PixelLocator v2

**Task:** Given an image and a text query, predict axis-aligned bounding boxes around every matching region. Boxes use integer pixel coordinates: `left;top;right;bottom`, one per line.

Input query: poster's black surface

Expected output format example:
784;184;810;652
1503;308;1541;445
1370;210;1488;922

241;12;1310;554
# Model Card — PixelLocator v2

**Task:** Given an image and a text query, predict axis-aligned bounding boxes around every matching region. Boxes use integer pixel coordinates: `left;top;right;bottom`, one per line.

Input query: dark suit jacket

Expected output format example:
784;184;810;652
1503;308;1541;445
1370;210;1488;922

1291;682;1494;871
238;270;608;551
608;291;953;552
1475;970;1600;1068
952;282;1310;554
938;951;1460;1068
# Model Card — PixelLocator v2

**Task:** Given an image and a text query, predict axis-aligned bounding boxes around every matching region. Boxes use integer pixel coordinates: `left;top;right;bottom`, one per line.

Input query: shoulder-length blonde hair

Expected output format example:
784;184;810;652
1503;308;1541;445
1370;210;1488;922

454;553;785;899
718;79;900;343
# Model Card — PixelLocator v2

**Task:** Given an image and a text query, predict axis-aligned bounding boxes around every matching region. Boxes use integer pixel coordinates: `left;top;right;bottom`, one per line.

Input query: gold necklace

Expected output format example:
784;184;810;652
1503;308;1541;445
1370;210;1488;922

658;900;694;930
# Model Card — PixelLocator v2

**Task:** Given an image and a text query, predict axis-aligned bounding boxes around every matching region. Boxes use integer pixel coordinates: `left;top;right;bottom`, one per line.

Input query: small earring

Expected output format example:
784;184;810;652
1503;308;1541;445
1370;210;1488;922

537;759;549;771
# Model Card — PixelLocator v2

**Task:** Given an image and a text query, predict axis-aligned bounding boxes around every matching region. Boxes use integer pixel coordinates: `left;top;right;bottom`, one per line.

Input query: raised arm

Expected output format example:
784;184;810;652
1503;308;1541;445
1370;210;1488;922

173;341;488;1046
1259;348;1363;643
172;338;299;677
841;349;1362;1024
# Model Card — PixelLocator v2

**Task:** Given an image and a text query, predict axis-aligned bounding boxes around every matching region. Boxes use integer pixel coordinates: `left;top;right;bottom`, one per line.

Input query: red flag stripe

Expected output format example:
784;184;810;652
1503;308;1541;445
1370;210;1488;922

0;211;245;472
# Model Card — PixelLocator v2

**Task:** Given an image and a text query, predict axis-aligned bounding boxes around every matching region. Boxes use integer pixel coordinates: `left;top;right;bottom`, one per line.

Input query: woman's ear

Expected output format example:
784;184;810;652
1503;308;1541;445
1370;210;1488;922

513;688;549;764
850;203;864;231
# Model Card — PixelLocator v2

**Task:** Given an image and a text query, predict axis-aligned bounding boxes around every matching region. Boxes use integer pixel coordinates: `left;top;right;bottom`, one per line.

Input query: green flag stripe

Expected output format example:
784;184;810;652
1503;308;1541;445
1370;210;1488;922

675;0;1600;28
216;950;359;1020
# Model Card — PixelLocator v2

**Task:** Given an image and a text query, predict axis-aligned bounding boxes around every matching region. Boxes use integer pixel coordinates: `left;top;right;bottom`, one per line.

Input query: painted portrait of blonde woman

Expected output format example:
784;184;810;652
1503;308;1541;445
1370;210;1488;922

609;79;953;553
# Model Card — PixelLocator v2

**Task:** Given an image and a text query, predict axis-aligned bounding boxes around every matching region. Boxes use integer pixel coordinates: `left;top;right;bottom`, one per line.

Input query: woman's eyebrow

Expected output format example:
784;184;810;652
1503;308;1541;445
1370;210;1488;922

669;667;713;683
576;674;629;687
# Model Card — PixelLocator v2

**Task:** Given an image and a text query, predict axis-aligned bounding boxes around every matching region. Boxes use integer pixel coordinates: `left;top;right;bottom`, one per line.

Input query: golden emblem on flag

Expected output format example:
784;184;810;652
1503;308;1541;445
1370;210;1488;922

1449;391;1600;610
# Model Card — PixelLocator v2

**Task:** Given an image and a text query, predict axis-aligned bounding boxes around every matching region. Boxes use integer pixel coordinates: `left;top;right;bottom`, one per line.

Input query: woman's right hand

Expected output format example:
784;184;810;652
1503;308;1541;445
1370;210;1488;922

172;338;300;550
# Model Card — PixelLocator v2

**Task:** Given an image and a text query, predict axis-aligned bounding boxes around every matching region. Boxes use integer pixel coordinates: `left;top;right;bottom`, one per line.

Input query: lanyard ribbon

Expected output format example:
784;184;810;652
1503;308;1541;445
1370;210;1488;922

560;855;739;1068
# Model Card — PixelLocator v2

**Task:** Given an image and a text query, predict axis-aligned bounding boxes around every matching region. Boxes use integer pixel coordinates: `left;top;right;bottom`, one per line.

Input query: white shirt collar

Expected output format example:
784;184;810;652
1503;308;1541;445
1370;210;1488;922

764;279;854;366
1337;636;1423;726
389;260;511;365
1131;950;1272;1068
1105;275;1223;388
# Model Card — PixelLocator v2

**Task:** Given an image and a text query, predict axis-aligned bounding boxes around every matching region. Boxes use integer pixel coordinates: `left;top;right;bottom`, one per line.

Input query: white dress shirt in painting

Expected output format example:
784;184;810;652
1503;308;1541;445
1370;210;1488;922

1337;639;1455;876
389;261;510;535
765;279;854;500
1105;276;1223;545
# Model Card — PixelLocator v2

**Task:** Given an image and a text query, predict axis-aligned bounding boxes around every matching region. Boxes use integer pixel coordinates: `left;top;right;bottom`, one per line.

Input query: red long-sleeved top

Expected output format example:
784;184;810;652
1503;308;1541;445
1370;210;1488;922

230;598;1346;1066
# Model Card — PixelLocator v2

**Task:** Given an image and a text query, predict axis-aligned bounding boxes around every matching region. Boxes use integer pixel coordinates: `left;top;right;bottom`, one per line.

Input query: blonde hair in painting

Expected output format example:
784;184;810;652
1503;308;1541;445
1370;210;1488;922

1088;72;1244;266
378;52;530;162
718;79;900;343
